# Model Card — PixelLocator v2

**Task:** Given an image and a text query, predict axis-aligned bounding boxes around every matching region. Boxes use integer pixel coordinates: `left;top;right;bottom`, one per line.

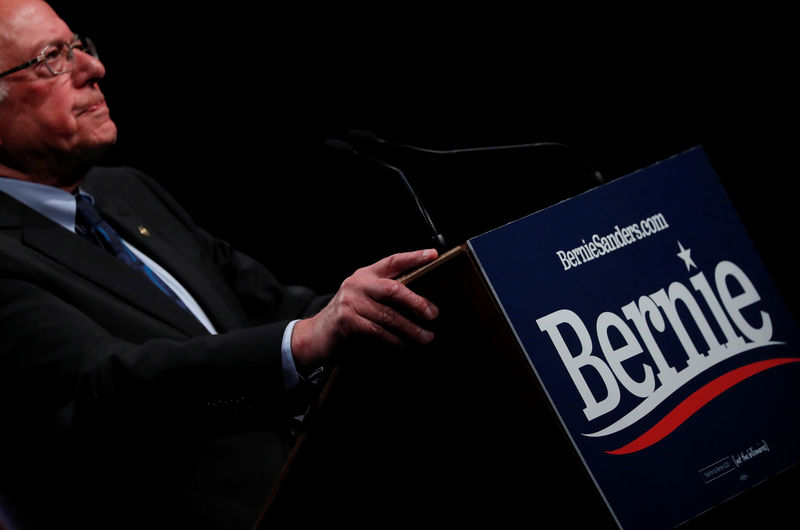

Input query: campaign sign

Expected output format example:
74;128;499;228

468;146;800;529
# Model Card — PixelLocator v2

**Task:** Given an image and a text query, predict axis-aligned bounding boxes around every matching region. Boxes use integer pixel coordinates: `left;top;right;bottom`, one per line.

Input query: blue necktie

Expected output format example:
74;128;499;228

74;194;189;312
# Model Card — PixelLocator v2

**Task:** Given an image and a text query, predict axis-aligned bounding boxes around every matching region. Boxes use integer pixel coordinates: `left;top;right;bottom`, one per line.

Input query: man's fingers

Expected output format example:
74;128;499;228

368;249;439;279
353;298;435;344
293;249;441;361
356;277;439;321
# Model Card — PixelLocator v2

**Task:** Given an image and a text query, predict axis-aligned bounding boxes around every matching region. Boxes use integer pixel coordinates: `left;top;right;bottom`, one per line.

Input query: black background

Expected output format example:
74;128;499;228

52;3;797;311
43;4;799;526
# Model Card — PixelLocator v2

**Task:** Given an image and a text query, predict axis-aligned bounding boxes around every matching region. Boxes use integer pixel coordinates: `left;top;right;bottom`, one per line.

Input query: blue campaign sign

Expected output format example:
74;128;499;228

468;146;800;529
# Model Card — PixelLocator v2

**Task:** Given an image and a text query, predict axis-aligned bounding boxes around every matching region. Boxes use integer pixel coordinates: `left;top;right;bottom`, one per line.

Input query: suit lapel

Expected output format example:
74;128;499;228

11;198;209;337
92;192;243;333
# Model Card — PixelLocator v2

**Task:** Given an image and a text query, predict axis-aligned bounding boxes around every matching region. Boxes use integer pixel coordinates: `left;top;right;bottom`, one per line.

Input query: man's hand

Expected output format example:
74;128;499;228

291;249;440;370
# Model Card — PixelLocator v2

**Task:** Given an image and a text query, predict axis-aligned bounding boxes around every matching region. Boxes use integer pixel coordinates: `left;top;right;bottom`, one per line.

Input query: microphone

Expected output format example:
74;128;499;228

323;139;448;251
346;129;605;185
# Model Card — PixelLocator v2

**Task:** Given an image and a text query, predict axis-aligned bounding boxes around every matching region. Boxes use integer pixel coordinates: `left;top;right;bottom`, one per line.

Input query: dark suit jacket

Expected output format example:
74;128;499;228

0;166;329;529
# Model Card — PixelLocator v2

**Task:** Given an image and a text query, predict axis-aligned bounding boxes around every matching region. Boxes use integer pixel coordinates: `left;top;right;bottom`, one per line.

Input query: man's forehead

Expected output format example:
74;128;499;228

0;0;72;59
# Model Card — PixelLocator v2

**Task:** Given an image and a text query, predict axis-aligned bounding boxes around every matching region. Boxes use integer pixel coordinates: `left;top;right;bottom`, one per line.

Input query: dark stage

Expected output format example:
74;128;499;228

47;4;799;526
54;4;797;310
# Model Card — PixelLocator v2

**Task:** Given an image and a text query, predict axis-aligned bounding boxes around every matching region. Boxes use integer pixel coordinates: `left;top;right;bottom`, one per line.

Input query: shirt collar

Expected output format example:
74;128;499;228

0;176;91;233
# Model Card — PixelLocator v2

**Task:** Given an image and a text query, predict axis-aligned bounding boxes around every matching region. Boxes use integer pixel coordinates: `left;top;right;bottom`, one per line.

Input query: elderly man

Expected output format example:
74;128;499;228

0;1;439;528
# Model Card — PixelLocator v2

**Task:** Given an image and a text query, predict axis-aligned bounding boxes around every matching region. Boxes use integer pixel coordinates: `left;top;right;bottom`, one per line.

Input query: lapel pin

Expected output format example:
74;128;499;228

138;226;151;237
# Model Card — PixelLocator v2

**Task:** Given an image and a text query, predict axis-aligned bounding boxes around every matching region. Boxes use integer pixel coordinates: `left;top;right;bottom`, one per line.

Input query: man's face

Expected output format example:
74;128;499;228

0;0;117;183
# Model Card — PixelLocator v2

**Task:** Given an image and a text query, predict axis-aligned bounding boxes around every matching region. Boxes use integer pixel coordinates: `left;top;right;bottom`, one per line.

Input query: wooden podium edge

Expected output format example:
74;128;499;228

396;244;467;285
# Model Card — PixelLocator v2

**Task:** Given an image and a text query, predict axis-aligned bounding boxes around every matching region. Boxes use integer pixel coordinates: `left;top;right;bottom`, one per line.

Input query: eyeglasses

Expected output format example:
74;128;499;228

0;34;97;80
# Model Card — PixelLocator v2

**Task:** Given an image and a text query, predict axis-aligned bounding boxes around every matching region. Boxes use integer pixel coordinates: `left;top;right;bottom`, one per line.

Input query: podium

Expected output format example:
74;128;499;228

257;148;800;529
256;244;616;527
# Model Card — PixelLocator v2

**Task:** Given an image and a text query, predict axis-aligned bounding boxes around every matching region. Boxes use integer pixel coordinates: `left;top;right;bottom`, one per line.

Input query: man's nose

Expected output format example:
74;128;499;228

71;48;106;86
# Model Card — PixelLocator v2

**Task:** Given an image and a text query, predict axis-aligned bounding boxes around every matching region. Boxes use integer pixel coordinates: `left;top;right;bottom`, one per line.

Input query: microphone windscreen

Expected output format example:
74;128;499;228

346;130;381;143
323;139;357;156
